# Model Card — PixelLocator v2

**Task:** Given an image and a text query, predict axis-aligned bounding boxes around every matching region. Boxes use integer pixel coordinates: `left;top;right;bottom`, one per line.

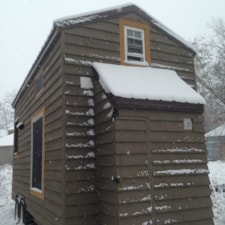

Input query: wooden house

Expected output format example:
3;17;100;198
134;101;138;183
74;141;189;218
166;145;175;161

12;4;214;225
205;123;225;161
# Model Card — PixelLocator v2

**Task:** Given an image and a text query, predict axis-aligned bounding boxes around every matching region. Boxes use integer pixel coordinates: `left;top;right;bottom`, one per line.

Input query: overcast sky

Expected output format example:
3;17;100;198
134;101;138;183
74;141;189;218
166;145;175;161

1;0;225;101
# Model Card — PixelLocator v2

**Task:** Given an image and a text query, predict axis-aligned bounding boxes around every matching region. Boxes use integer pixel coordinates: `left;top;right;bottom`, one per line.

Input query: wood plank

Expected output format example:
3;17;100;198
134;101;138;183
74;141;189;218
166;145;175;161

118;190;151;204
65;192;97;206
115;119;146;131
154;196;212;214
64;216;97;225
153;174;210;189
150;131;205;143
115;143;147;155
155;207;213;225
116;155;147;166
64;43;119;60
115;130;147;142
65;27;119;43
116;165;149;179
154;185;211;201
118;202;151;218
65;32;119;51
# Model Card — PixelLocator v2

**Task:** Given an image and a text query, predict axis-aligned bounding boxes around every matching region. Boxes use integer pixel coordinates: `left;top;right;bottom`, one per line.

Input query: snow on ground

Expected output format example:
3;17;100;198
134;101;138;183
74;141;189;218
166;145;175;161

208;161;225;225
0;162;225;225
0;164;15;225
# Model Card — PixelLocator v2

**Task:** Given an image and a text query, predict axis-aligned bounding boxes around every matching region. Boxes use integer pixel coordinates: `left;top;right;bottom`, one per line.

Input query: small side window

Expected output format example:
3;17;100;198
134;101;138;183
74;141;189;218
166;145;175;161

35;74;43;95
14;120;19;155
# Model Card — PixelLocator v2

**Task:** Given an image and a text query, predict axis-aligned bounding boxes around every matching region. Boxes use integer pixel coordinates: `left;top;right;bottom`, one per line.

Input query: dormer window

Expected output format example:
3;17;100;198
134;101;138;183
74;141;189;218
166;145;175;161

119;18;150;66
125;26;145;62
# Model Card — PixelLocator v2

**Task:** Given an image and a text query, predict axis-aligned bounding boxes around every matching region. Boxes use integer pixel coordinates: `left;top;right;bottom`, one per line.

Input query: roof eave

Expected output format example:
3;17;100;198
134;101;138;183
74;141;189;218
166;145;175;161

108;95;204;113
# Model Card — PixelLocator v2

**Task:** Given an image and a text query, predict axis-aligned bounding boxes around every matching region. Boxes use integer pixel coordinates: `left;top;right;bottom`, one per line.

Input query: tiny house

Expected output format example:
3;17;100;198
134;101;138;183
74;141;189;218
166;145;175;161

12;4;214;225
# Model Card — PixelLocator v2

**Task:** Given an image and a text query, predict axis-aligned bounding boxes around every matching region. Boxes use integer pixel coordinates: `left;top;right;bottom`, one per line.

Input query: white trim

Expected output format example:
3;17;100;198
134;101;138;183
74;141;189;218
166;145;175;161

124;26;145;64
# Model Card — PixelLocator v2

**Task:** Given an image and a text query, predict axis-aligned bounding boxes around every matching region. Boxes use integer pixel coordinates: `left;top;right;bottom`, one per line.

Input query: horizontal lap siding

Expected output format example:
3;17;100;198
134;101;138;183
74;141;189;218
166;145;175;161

62;18;119;225
150;112;213;225
94;80;117;225
150;26;196;88
13;37;64;225
116;109;213;225
114;117;152;225
63;19;120;65
64;65;97;225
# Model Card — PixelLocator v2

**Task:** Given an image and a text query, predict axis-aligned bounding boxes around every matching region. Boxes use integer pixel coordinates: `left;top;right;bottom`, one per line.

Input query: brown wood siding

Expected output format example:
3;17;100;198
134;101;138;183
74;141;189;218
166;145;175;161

13;9;208;225
12;36;65;225
63;19;120;65
114;109;213;225
63;71;97;225
61;18;122;225
94;81;117;225
63;56;97;224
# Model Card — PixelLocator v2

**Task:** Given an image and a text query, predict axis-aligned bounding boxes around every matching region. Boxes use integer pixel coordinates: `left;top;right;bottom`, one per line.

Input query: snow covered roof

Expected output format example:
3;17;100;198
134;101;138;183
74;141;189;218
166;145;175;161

93;62;205;105
205;123;225;137
0;134;14;147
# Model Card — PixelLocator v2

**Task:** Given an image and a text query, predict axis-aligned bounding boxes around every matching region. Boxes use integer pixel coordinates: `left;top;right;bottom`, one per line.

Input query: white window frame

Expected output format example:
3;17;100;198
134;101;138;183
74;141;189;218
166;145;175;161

124;26;145;63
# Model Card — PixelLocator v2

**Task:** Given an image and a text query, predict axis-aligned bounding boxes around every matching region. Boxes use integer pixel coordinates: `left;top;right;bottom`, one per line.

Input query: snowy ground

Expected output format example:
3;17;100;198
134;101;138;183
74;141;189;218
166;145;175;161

208;161;225;225
0;162;225;225
0;164;15;225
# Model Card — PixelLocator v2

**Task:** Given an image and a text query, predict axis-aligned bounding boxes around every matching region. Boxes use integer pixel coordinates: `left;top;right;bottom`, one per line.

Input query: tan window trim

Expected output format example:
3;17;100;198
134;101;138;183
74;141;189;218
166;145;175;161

119;18;151;66
30;107;45;200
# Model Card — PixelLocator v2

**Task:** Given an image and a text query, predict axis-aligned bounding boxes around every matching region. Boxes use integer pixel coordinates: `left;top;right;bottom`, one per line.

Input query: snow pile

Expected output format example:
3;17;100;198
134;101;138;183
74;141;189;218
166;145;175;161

0;162;225;225
93;62;205;105
208;161;225;225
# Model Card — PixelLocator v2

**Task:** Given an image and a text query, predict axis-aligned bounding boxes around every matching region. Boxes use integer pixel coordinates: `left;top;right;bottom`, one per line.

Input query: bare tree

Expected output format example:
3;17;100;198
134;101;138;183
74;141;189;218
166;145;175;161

0;90;16;134
193;18;225;131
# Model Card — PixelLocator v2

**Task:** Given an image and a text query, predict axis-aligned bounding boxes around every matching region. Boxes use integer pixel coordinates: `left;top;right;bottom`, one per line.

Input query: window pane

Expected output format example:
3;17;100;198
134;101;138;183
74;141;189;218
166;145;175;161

127;29;133;37
32;117;43;190
36;74;43;94
127;55;143;62
128;47;143;54
125;27;145;62
134;30;141;38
